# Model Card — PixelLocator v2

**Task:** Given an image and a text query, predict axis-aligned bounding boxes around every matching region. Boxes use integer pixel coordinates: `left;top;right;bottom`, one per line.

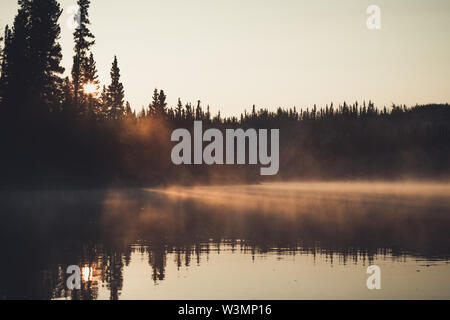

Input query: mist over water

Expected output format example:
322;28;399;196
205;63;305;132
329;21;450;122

0;181;449;300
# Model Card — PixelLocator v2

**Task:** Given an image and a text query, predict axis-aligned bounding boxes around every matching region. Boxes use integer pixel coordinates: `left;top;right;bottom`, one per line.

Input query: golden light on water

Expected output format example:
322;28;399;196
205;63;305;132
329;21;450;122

82;266;94;282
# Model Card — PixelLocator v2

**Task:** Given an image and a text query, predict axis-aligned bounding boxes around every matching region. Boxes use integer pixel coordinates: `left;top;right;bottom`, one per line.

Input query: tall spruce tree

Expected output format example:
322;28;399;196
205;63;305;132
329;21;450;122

107;56;125;120
71;0;95;109
28;0;65;109
3;0;32;114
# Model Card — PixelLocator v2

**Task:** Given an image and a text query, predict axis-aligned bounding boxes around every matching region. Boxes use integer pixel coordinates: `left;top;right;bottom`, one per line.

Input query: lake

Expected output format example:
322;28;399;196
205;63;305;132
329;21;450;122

0;182;449;300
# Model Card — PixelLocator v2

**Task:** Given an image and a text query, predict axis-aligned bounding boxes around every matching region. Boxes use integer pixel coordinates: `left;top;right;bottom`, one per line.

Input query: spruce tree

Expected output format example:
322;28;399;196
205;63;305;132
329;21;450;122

99;85;110;119
148;88;159;117
83;53;99;89
72;0;95;108
3;0;32;113
83;52;100;118
107;56;125;120
195;100;202;120
125;101;134;119
156;90;167;118
28;0;65;109
176;98;183;119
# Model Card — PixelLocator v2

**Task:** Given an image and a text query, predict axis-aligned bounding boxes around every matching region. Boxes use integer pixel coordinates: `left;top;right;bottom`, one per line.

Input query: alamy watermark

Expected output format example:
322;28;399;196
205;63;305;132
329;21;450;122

171;121;280;176
66;265;94;290
367;5;381;30
366;265;382;290
66;4;81;31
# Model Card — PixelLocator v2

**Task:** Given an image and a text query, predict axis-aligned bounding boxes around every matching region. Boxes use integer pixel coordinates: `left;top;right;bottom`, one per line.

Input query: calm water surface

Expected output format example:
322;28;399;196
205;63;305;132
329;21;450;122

0;182;449;300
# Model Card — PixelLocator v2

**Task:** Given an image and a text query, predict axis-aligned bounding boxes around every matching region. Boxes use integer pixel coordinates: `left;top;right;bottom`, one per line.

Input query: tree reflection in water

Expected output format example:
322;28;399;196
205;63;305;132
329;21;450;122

0;182;449;300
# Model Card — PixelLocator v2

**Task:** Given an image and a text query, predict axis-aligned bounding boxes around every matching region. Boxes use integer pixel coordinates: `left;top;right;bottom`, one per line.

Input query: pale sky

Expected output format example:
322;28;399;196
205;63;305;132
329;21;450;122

1;0;449;116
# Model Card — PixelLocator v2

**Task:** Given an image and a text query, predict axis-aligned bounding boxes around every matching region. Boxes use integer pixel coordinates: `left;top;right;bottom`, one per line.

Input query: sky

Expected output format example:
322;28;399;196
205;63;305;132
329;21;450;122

0;0;449;116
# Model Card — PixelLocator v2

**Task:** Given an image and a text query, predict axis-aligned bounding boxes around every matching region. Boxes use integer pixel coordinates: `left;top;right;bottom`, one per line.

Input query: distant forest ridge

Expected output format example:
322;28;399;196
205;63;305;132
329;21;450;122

0;1;449;187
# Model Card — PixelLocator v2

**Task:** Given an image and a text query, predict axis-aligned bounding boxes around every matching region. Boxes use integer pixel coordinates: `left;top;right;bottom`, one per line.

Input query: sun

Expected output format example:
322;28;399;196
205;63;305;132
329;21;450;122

83;83;99;95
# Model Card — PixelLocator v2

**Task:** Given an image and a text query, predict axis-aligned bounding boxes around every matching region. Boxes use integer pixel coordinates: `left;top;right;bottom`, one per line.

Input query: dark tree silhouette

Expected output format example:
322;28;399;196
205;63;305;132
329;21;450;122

99;84;110;118
71;0;95;109
156;90;167;118
176;98;183;120
0;0;64;116
107;56;125;120
125;101;134;119
0;26;12;105
148;88;159;118
28;0;65;110
83;52;100;119
2;0;32;115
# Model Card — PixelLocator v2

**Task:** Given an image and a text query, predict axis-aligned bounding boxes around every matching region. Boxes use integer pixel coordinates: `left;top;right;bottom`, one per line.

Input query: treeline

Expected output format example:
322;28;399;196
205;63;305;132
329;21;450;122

0;0;449;188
